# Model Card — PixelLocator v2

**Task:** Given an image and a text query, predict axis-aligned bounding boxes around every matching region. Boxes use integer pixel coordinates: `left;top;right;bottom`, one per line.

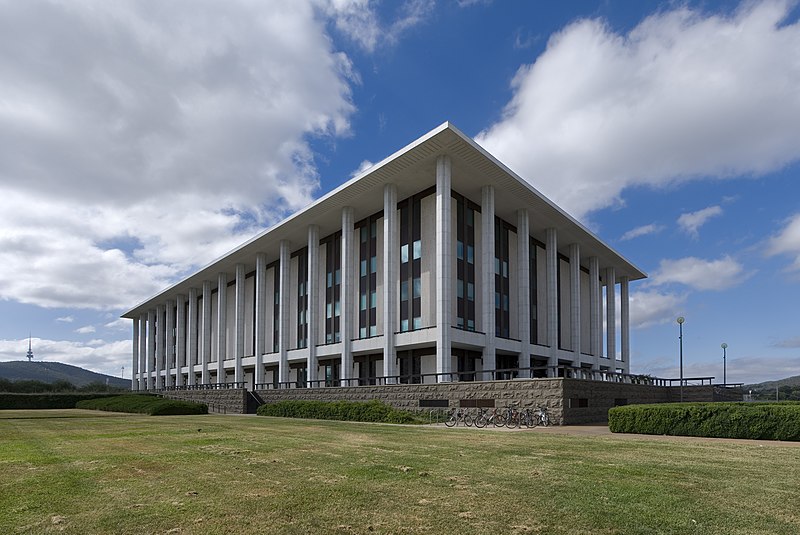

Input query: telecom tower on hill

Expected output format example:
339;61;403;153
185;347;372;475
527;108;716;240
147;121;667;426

26;335;34;362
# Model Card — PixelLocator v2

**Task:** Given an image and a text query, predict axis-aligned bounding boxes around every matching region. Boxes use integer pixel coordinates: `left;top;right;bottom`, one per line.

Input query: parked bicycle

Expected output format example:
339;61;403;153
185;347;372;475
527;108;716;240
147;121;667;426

445;407;474;427
535;406;550;427
473;407;505;428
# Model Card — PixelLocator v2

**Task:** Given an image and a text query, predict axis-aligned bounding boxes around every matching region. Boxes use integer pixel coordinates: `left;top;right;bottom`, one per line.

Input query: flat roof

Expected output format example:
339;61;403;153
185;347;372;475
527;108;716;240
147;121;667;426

123;122;646;318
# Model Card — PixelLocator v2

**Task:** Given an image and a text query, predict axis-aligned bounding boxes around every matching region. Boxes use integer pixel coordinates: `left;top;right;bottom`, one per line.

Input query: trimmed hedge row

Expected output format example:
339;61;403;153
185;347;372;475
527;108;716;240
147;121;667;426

76;394;208;416
0;393;120;410
608;402;800;441
257;399;422;424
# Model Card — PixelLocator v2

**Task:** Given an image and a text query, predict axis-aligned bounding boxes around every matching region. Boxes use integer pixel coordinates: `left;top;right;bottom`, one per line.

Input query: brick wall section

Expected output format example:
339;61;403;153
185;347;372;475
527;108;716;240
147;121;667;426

161;389;247;414
258;378;567;424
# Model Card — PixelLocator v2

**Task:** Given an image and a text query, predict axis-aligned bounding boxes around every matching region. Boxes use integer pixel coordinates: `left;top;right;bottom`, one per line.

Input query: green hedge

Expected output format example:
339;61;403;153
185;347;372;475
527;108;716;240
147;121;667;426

0;393;120;409
608;402;800;441
76;394;208;416
257;399;422;424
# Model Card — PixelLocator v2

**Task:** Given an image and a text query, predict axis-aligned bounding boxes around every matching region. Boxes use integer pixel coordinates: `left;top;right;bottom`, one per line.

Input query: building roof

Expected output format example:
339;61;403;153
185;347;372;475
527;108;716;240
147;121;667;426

123;122;646;318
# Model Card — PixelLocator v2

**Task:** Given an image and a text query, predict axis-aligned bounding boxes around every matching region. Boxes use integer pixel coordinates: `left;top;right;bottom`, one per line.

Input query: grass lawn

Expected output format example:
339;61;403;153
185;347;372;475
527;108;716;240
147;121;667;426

1;410;798;534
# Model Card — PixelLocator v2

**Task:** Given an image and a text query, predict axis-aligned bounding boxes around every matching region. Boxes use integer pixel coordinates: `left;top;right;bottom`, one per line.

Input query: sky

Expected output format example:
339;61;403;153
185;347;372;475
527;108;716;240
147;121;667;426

1;0;799;385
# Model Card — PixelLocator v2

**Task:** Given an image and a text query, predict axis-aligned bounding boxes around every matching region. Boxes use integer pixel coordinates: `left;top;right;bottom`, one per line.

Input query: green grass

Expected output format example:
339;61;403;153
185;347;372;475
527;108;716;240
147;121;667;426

1;410;798;534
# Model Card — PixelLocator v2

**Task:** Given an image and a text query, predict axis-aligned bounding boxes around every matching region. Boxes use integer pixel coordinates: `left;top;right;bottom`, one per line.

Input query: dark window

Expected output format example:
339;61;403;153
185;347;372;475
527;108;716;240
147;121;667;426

496;354;518;380
322;232;342;344
266;364;279;388
295;248;308;349
398;350;421;384
529;239;539;344
454;348;481;382
270;263;280;353
355;354;381;385
495;219;511;338
455;193;477;331
290;362;307;388
356;213;381;338
321;359;340;387
399;195;422;332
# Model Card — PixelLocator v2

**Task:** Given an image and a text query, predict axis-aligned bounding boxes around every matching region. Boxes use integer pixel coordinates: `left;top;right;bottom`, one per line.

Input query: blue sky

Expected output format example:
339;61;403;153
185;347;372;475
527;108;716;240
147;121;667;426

1;0;799;384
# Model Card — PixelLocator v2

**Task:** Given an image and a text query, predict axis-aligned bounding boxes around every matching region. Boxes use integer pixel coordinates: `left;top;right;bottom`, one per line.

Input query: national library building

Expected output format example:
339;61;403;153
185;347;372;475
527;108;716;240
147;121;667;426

123;123;646;396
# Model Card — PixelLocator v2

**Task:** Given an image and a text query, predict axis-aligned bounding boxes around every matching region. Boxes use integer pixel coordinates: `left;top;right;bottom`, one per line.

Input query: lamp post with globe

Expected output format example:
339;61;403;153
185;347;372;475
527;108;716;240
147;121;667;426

721;343;728;386
677;317;685;402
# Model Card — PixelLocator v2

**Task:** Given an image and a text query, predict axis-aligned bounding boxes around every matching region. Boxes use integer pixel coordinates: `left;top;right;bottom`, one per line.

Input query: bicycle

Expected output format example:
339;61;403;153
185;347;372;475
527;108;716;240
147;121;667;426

503;402;520;429
518;406;538;428
445;407;474;427
535;406;550;427
474;407;505;428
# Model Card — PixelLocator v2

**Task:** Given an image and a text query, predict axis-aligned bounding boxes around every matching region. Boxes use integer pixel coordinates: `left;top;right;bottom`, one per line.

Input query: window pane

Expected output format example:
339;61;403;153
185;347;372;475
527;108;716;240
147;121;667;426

456;241;464;260
334;301;340;316
413;278;421;298
466;208;474;226
370;291;377;308
467;245;474;264
467;283;474;300
335;269;341;284
369;325;377;337
456;317;464;327
361;227;368;243
412;317;421;330
495;258;500;274
370;256;377;274
401;244;409;263
467;319;474;331
401;281;409;301
360;294;367;310
413;240;421;260
360;327;367;338
360;260;367;277
457;283;464;298
370;222;376;238
326;303;332;318
503;261;508;277
401;319;408;332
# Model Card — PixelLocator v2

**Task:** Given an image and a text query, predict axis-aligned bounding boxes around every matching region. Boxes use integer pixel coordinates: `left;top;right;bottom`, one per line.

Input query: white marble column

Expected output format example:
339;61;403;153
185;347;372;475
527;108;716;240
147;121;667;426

278;240;291;384
255;253;267;386
166;300;175;387
234;263;246;384
516;209;531;378
435;157;452;382
132;317;139;391
606;267;617;371
147;308;156;389
589;257;602;366
307;226;320;386
620;275;630;373
569;243;581;363
138;313;147;390
383;183;398;382
175;294;186;387
217;272;227;383
201;280;212;384
481;185;496;379
187;288;198;386
340;207;354;386
545;228;559;375
155;305;165;390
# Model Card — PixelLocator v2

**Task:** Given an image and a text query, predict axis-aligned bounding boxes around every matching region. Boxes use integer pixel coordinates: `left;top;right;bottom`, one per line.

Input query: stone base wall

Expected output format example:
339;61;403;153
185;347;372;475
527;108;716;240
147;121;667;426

257;378;566;424
161;389;247;414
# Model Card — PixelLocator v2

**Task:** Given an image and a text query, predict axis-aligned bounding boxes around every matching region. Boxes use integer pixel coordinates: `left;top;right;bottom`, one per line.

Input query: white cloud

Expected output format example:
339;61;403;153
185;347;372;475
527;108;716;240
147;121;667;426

650;256;748;291
56;316;74;323
677;205;723;238
620;223;664;241
767;212;800;270
629;290;687;329
0;337;131;378
104;318;131;331
75;325;96;334
318;0;433;52
773;336;800;348
0;1;357;310
477;1;800;219
351;159;376;178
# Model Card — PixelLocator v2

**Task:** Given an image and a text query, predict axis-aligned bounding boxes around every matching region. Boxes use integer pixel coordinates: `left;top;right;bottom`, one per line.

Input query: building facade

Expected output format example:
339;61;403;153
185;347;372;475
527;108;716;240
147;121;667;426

123;123;645;391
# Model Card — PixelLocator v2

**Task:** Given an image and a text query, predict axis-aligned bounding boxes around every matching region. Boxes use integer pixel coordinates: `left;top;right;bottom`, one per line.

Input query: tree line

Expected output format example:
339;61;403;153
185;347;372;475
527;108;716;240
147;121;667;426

0;378;128;393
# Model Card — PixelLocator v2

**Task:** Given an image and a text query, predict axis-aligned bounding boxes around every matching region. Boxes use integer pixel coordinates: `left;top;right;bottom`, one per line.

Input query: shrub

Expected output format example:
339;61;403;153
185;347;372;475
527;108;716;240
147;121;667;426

76;394;207;416
608;402;800;441
257;399;422;424
0;393;119;409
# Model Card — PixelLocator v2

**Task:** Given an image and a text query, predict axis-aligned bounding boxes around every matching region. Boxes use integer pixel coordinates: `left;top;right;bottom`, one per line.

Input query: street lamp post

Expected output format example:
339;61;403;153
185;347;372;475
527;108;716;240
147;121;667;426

721;343;728;386
677;317;685;402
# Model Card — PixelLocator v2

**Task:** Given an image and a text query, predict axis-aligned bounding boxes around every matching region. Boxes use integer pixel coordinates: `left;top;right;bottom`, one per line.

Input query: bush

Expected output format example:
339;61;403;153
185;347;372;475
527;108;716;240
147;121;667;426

0;393;120;409
257;399;422;424
608;402;800;441
76;394;208;416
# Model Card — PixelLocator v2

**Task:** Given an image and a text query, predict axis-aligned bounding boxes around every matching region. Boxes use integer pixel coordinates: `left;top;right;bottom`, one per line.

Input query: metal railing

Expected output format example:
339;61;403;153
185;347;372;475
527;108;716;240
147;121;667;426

159;382;245;391
254;365;663;390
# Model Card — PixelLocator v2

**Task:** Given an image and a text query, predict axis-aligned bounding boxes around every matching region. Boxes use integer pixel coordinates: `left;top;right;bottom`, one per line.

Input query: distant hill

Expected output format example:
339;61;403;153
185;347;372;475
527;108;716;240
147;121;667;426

0;361;129;388
745;375;800;391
